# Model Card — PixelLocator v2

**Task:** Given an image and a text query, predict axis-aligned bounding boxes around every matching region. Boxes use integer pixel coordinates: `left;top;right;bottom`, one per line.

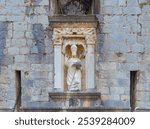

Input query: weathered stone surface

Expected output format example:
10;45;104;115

0;0;150;111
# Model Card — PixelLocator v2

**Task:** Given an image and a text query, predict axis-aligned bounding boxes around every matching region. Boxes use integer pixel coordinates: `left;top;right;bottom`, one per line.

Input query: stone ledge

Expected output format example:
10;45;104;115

48;15;98;28
49;92;101;99
49;92;102;108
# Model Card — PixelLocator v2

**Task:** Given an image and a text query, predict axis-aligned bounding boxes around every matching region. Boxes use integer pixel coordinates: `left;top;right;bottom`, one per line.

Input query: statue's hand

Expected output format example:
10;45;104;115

75;62;81;69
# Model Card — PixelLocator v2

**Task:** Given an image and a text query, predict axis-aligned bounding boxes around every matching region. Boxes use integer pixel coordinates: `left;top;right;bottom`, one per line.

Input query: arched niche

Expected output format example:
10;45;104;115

51;22;97;92
49;0;100;16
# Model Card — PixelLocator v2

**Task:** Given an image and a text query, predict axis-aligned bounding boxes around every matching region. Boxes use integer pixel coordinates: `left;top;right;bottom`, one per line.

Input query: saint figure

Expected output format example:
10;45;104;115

65;45;82;91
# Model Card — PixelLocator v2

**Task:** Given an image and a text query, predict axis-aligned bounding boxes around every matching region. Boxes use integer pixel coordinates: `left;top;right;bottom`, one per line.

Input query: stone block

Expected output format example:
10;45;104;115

102;100;130;109
127;16;138;25
136;101;150;109
11;39;26;47
11;63;30;71
136;92;150;101
127;53;138;62
37;15;49;25
139;14;150;21
38;0;49;5
0;0;5;5
101;6;113;14
118;79;130;87
19;47;29;55
15;55;26;63
123;7;141;14
35;7;47;14
13;31;25;39
6;15;25;22
30;71;48;79
100;87;109;94
30;46;38;54
13;22;27;31
8;47;19;55
112;7;123;14
0;75;7;84
110;87;125;94
99;62;117;70
32;23;45;54
126;34;137;44
131;44;144;53
127;0;139;7
118;0;126;6
131;24;141;33
48;72;54;82
102;0;118;6
31;64;53;72
0;15;6;21
25;32;33;39
121;95;130;101
142;5;150;13
120;63;139;71
28;55;42;64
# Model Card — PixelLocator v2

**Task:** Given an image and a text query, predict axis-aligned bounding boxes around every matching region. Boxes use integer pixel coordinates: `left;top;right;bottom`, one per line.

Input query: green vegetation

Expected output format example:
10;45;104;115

139;2;150;8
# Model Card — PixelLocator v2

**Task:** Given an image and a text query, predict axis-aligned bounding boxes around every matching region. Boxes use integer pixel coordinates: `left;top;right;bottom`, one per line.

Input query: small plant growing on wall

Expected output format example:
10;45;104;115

24;0;33;6
139;2;150;8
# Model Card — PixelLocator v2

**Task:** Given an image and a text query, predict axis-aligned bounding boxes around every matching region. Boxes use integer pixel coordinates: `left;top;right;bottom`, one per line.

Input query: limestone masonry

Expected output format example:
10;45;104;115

0;0;150;111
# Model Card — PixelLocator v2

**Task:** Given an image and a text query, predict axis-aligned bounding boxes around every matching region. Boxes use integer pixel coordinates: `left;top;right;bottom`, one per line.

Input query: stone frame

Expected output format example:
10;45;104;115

51;21;97;92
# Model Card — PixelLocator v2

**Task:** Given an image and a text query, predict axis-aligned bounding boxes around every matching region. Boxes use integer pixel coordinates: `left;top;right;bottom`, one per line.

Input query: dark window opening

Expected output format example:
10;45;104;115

13;71;21;112
130;71;139;112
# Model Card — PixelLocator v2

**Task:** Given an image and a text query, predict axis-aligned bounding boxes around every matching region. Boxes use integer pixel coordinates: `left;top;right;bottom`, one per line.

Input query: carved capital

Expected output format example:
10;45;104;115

52;34;63;45
85;35;96;45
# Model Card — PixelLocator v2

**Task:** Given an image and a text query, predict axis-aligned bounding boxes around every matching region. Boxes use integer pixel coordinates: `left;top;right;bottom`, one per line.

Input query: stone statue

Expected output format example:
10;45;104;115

65;45;82;91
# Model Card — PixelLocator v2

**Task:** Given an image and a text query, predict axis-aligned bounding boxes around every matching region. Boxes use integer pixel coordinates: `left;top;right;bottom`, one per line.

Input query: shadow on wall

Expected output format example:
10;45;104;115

32;24;45;54
30;24;46;63
0;22;7;73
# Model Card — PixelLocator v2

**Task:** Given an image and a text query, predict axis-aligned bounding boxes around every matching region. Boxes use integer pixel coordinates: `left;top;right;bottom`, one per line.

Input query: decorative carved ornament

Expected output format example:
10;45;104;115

52;27;97;45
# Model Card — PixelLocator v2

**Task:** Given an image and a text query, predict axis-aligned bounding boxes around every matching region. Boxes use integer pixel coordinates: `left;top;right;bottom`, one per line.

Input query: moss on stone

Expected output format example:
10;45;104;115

139;2;150;8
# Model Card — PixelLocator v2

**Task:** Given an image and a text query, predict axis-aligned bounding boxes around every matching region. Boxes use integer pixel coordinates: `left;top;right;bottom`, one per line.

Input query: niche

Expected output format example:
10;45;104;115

49;0;100;15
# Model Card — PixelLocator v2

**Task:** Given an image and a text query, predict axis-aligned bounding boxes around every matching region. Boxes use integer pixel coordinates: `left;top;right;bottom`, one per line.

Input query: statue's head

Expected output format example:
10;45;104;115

71;44;77;57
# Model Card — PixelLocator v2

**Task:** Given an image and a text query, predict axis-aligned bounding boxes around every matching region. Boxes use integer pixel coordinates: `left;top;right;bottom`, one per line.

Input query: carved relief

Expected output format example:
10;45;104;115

53;28;96;35
58;0;92;15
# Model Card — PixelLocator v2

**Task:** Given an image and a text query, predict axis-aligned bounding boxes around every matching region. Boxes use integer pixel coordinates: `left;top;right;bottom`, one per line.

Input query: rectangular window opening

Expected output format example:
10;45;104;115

15;70;21;112
130;71;139;112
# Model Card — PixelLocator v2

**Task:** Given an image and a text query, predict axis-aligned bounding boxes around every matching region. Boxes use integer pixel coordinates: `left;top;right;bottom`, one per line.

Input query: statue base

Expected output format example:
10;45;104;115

49;92;102;109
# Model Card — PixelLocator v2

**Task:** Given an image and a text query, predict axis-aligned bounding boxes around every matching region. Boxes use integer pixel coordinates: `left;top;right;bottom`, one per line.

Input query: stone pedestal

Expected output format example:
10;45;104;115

49;92;102;109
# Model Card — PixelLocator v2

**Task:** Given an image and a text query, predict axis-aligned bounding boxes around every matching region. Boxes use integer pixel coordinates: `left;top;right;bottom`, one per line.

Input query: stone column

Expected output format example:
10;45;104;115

49;0;58;16
53;34;64;91
86;34;96;90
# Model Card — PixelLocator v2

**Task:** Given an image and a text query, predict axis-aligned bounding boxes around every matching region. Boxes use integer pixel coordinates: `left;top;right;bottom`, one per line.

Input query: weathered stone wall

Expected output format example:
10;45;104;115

0;0;52;110
0;0;150;111
96;0;150;110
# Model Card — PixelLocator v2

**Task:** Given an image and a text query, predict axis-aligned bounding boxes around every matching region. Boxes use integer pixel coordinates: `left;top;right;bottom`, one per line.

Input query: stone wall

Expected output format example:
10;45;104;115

97;0;150;110
0;0;150;111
